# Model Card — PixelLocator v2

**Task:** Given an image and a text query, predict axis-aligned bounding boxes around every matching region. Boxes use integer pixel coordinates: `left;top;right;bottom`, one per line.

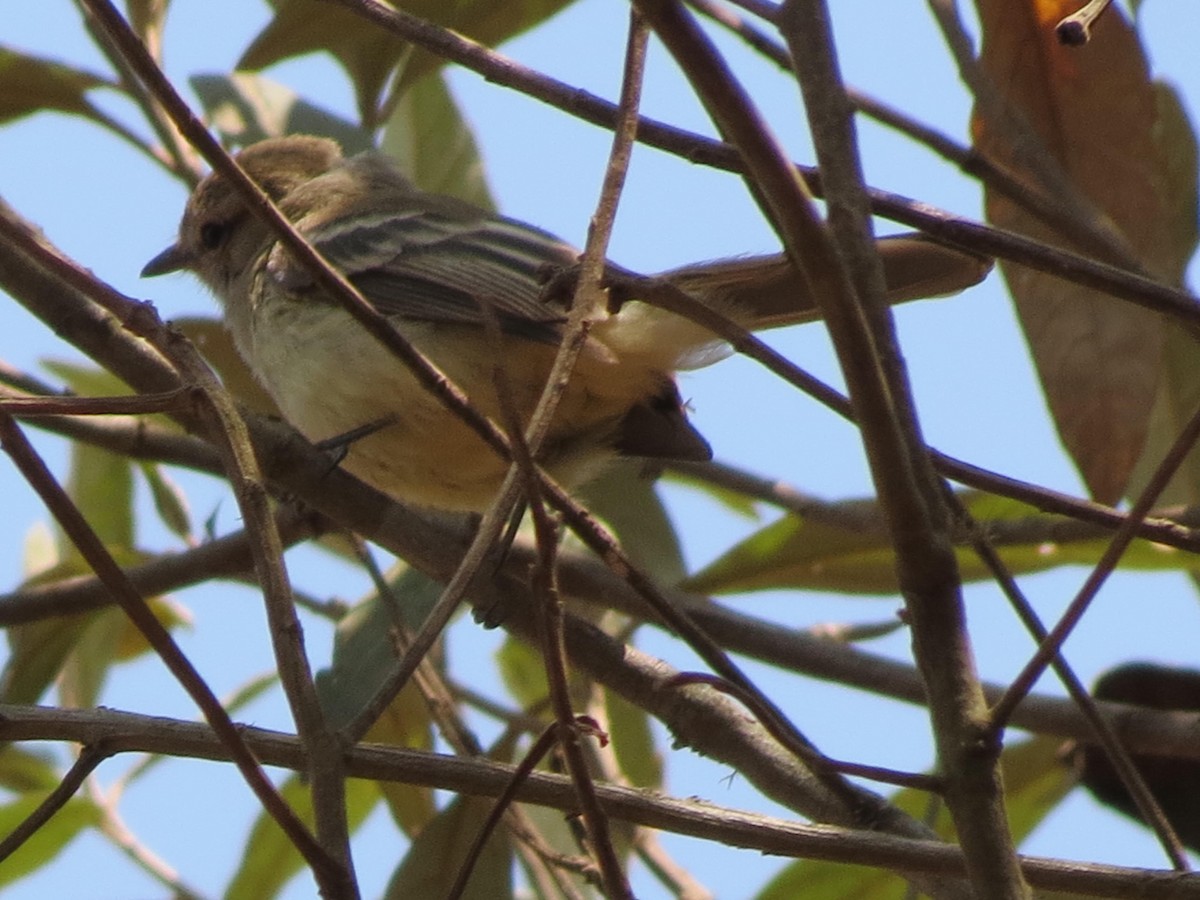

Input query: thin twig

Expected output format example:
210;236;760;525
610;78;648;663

447;724;569;900
489;324;628;896
1057;0;1115;45
543;480;894;826
349;542;476;751
351;548;584;899
86;773;209;900
473;234;613;893
633;829;713;900
0;744;110;864
992;396;1200;731
321;0;1200;330
72;0;201;182
0;505;324;626
0;383;222;476
500;15;656;897
689;0;1144;268
778;2;1026;894
668;673;942;793
4;704;1200;897
338;479;527;743
0;389;190;417
946;491;1190;870
0;412;339;884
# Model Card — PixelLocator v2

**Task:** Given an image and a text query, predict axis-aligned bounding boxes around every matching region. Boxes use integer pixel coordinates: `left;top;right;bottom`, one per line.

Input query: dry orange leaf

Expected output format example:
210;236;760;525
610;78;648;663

973;0;1185;503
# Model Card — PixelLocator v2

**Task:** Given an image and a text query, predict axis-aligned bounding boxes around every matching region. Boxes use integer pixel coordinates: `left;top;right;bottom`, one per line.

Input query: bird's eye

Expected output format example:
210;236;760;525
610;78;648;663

199;222;227;250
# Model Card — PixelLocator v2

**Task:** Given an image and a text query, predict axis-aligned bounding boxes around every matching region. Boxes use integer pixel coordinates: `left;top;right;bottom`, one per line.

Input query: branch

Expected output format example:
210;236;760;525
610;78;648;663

3;704;1200;897
6;208;1200;773
0;505;325;626
319;0;1200;331
689;0;1145;270
0;412;340;886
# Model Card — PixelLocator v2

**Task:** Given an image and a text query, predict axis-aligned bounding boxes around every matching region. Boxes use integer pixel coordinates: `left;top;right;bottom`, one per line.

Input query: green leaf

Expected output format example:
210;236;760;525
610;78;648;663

380;69;493;208
57;597;189;708
315;568;444;732
360;717;437;835
686;491;1195;596
127;0;168;44
238;0;410;128
756;737;1073;899
384;794;512;900
224;670;280;714
173;317;280;416
605;687;663;789
495;635;548;710
191;72;373;154
1;564;187;705
998;736;1078;844
40;359;132;398
5;479;149;705
576;462;687;585
224;775;379;900
2;612;96;705
138;462;193;542
40;360;135;559
665;468;761;521
57;607;127;708
111;595;191;661
314;573;438;834
0;793;101;888
0;47;112;124
16;366;185;702
21;521;57;579
0;746;60;793
239;0;575;127
63;441;134;557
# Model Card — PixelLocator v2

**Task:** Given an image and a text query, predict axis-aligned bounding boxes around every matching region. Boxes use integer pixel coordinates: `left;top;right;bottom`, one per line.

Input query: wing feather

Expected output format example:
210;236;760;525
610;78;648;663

269;208;578;343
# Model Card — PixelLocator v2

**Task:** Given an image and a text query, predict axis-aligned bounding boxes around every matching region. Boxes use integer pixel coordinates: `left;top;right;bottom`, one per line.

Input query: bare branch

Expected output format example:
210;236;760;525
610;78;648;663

3;704;1200;897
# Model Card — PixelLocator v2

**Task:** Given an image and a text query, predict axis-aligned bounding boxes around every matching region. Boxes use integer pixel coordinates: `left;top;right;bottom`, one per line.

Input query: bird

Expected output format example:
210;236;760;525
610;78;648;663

143;135;989;511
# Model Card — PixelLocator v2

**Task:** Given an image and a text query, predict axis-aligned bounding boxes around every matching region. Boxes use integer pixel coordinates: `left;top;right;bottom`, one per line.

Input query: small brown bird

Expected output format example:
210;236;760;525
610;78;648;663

144;135;988;510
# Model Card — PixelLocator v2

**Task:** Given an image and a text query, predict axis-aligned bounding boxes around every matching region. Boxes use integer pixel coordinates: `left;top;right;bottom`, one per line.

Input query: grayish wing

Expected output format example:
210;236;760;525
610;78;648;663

273;206;578;343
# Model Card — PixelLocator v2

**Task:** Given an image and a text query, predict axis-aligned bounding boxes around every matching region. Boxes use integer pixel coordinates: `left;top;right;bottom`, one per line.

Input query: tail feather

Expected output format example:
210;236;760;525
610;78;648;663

661;233;991;332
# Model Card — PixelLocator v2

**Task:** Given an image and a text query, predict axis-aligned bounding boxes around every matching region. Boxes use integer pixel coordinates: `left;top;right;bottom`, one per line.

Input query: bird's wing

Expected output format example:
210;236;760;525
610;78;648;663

270;206;578;343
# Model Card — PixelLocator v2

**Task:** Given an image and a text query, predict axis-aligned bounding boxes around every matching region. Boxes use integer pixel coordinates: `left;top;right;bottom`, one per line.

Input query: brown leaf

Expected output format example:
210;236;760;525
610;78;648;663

1124;85;1200;505
973;1;1186;502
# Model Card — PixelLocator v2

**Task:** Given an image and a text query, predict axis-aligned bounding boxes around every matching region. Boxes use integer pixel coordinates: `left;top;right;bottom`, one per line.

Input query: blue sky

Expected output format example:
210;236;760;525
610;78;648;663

3;1;1200;897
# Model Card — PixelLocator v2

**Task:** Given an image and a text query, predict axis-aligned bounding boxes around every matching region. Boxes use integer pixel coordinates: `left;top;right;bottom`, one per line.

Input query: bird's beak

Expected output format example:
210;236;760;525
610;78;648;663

141;243;192;278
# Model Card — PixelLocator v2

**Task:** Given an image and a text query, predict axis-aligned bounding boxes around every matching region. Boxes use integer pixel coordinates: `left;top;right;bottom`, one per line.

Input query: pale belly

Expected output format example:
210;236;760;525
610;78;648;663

243;301;640;510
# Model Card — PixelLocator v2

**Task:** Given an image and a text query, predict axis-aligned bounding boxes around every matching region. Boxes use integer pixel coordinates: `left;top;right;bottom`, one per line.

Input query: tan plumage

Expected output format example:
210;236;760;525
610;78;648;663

144;135;989;510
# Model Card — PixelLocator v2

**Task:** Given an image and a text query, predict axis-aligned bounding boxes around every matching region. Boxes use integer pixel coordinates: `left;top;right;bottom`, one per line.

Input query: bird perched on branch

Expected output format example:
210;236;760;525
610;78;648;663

144;135;989;511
